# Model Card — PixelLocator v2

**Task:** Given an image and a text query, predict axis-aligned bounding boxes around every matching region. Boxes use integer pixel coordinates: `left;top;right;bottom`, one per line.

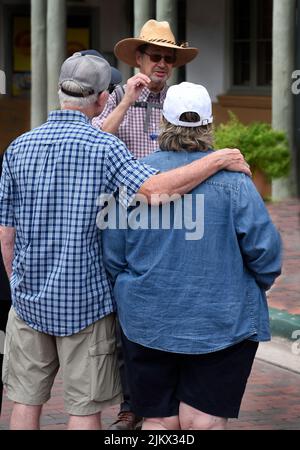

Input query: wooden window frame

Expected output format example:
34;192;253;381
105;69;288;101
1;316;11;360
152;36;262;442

227;0;273;96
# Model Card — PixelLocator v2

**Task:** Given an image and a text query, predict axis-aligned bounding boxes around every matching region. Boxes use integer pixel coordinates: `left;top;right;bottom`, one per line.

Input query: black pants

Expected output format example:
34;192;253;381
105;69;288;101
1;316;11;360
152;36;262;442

0;300;11;414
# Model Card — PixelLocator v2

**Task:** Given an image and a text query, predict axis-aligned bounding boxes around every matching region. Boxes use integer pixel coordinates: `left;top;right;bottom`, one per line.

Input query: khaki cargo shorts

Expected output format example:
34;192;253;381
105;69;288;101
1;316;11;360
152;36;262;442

2;308;123;416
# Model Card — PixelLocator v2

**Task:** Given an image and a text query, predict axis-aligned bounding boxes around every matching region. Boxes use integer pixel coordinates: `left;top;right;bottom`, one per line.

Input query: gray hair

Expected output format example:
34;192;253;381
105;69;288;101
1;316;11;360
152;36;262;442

158;114;213;152
58;81;99;109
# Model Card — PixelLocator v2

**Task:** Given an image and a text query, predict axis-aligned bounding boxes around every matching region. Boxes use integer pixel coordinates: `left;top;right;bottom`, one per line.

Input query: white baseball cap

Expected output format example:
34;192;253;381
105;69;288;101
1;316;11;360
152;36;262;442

163;82;213;127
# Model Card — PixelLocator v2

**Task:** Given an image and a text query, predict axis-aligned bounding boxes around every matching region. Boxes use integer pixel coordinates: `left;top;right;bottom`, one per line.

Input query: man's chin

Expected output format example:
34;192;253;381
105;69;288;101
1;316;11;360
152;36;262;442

150;75;168;85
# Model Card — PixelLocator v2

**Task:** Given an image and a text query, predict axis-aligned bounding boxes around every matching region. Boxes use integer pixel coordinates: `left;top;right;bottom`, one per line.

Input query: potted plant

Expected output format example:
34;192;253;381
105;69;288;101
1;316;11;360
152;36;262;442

214;113;291;200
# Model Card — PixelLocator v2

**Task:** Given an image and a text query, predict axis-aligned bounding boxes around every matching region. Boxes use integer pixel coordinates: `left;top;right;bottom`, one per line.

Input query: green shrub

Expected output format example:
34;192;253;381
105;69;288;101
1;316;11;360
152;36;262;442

214;113;291;180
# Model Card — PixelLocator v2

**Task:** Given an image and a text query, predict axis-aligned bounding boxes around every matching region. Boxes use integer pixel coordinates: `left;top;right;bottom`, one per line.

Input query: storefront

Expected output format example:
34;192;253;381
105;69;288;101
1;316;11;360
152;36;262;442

0;0;298;196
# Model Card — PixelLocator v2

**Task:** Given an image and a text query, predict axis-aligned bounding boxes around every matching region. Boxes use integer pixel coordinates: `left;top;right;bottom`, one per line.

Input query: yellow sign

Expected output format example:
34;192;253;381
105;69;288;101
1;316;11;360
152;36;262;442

67;28;90;57
13;16;31;72
12;16;91;96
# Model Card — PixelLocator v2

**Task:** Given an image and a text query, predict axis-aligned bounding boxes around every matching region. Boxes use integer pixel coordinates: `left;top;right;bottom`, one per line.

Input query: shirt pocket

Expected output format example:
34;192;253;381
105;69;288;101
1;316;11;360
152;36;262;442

88;337;121;402
2;309;13;385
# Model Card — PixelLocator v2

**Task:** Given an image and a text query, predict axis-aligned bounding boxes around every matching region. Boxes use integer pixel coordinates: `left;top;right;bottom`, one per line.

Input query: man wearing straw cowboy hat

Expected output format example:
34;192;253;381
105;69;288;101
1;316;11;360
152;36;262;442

92;19;198;158
93;19;251;431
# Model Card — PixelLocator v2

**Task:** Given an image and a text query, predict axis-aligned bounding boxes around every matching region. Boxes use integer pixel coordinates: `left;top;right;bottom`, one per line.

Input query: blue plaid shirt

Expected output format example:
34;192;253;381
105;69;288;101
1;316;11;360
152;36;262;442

0;110;157;336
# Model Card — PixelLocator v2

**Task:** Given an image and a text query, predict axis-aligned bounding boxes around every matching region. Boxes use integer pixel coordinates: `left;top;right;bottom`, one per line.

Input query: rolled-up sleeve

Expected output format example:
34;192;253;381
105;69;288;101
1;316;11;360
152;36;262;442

105;140;158;208
234;175;282;291
0;151;15;227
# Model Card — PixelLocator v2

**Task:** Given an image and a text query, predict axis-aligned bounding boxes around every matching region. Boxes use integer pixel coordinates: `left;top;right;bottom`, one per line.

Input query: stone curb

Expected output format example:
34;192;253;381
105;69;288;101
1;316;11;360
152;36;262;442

270;308;300;340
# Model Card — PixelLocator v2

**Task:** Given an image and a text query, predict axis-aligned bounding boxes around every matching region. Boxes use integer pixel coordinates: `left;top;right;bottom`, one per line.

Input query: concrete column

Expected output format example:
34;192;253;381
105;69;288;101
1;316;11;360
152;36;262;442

156;0;178;85
31;0;47;128
118;60;133;83
272;0;297;199
47;0;66;112
134;0;152;38
156;0;178;37
133;0;152;74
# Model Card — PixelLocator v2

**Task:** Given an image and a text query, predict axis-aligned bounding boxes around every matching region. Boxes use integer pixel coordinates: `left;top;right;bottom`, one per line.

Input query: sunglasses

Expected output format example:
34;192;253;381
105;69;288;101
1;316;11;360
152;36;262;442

142;51;176;65
108;84;117;94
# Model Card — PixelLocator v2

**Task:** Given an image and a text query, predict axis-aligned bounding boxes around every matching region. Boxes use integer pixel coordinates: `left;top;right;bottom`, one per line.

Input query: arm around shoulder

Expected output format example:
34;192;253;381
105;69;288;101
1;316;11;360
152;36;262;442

139;149;251;204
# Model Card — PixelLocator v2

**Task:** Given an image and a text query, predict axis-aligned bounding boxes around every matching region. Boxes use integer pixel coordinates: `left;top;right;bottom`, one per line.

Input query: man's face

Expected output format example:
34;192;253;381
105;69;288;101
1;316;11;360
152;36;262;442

136;44;175;88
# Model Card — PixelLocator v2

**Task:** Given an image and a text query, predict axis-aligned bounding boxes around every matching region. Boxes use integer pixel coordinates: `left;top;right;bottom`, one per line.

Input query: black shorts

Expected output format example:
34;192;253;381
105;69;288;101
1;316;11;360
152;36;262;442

0;300;11;332
120;329;258;419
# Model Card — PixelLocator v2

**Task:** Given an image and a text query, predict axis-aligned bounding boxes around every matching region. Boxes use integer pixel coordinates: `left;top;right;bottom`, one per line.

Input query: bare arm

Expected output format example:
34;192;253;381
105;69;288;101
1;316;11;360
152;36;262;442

0;226;15;278
138;149;251;204
101;73;151;135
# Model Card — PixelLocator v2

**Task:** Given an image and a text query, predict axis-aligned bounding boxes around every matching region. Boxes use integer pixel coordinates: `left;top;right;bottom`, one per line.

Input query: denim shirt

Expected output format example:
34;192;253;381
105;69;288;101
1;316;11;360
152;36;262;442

102;150;282;354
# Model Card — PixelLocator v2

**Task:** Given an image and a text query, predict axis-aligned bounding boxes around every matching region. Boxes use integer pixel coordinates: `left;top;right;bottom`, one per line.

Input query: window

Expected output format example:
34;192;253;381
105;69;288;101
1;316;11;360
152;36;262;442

231;0;273;92
177;0;187;83
67;13;92;57
6;7;94;97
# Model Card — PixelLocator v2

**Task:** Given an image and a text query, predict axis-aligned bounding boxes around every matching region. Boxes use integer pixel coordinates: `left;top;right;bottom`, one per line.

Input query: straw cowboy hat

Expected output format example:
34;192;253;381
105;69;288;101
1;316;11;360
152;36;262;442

114;19;198;68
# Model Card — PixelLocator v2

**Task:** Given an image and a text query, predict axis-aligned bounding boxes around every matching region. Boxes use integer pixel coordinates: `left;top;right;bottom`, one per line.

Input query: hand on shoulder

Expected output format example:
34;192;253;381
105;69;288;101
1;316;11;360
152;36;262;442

212;148;252;176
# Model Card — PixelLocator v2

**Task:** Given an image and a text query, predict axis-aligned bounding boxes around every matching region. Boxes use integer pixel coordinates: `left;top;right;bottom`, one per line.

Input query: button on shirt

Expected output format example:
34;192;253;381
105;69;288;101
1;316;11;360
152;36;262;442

0;110;157;336
92;85;168;158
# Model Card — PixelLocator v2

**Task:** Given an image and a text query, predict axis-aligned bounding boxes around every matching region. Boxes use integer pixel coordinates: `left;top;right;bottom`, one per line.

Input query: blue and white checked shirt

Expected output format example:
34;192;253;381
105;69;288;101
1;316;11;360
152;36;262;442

0;110;157;336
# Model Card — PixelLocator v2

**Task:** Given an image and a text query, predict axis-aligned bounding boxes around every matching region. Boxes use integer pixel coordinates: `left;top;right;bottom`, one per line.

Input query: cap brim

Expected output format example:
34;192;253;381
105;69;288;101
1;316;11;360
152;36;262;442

114;38;198;68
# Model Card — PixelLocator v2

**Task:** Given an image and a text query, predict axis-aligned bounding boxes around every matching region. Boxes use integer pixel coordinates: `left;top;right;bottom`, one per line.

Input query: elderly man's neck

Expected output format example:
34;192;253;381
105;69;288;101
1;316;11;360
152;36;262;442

61;105;96;120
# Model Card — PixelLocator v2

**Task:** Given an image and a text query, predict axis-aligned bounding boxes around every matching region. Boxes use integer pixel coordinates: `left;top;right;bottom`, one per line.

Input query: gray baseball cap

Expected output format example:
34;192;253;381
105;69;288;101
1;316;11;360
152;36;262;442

79;50;122;85
59;53;111;97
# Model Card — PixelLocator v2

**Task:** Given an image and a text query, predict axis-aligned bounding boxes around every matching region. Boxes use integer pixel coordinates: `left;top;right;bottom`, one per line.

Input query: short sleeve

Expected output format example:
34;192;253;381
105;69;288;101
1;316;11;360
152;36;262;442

0;151;15;227
92;92;117;130
105;139;158;208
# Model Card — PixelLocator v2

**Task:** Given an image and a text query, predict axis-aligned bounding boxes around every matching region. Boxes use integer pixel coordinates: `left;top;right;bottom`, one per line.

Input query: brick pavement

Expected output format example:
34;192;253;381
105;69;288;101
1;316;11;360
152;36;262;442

266;199;300;315
1;200;299;430
1;358;300;430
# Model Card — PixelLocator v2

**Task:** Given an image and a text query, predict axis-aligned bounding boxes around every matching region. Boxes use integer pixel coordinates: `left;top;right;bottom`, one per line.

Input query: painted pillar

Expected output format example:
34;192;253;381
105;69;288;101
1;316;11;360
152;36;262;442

156;0;178;85
47;0;66;112
133;0;152;74
31;0;47;128
272;0;297;199
134;0;152;37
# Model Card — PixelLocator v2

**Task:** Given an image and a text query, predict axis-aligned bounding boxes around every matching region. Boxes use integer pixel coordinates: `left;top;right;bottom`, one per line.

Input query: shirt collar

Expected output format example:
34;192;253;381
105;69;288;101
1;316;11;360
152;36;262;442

139;84;169;103
48;110;91;125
